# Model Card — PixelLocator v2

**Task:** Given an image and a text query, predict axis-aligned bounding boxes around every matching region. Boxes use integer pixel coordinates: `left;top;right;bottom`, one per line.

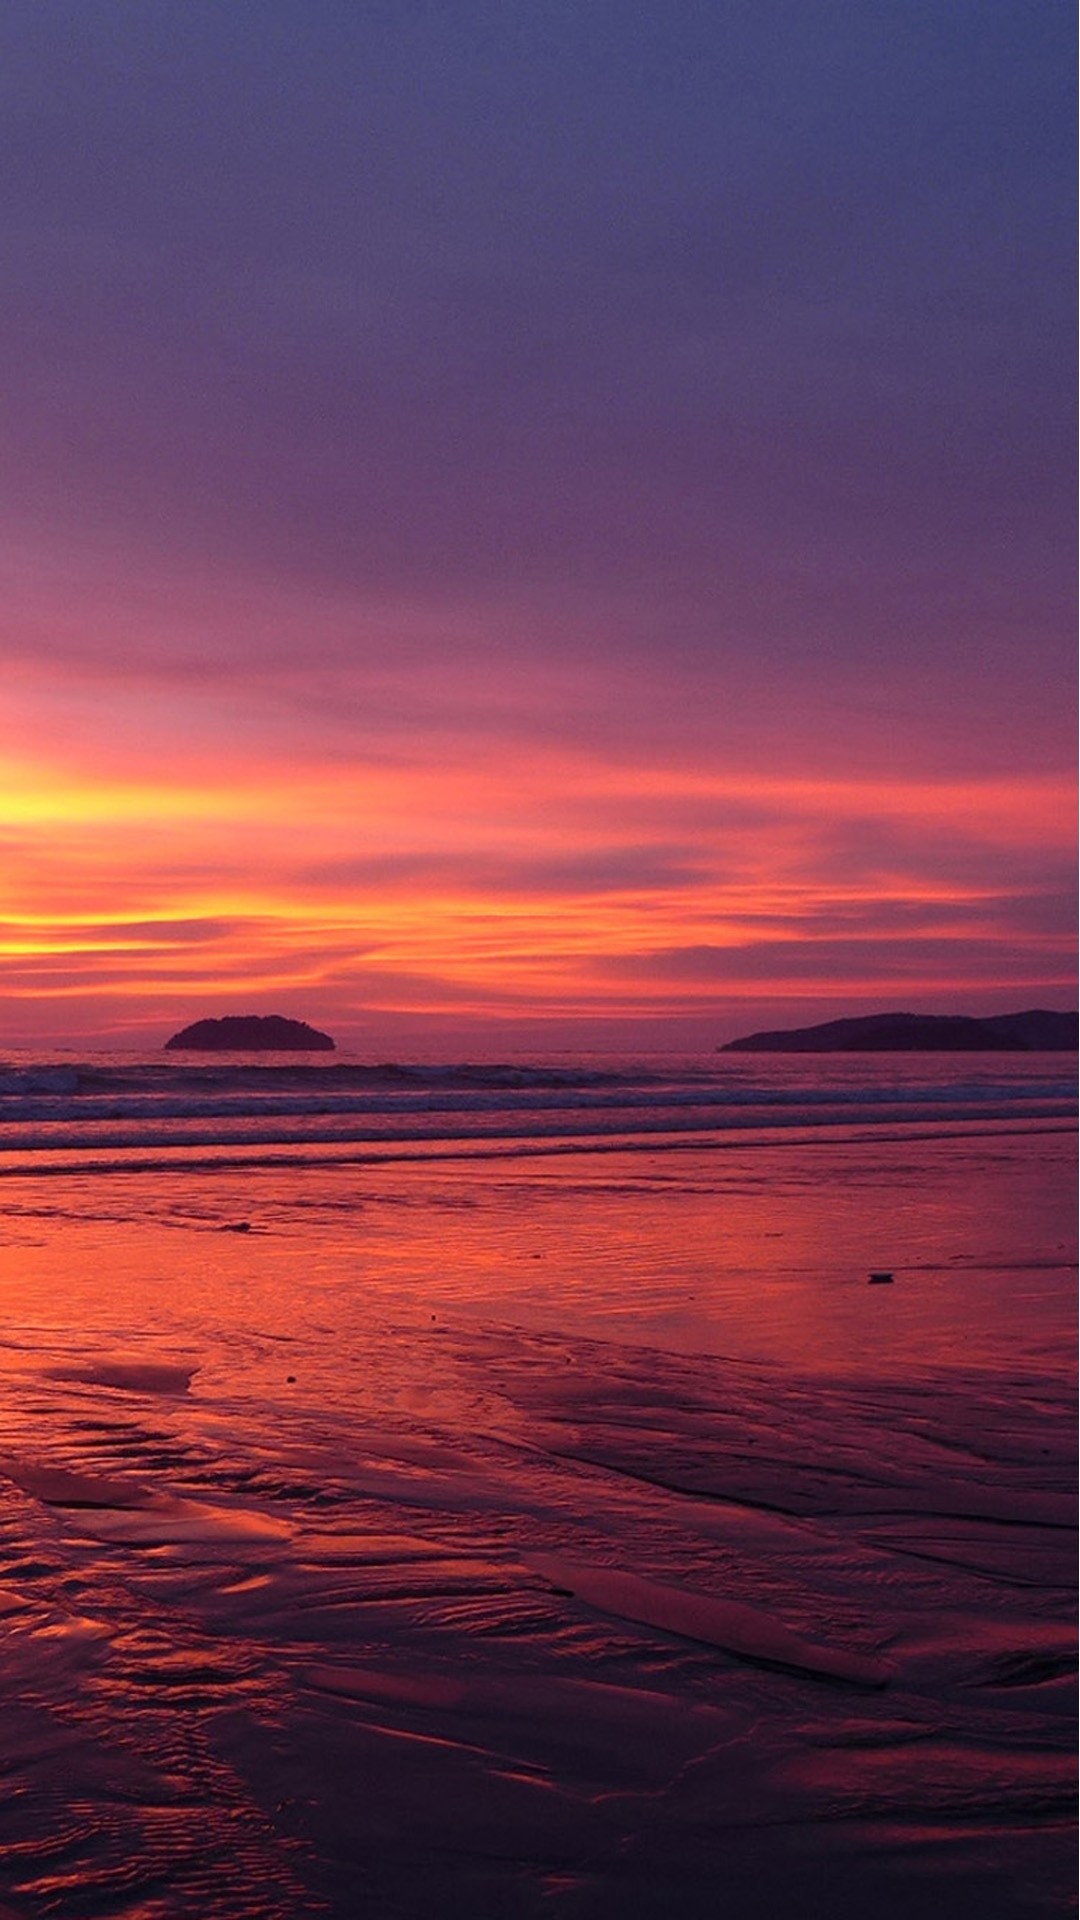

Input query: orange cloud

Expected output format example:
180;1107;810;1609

1;704;1073;1047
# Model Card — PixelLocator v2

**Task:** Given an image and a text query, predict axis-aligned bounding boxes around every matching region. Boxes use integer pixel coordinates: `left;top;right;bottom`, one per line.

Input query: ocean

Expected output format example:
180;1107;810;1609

0;1049;1075;1917
0;1045;1074;1170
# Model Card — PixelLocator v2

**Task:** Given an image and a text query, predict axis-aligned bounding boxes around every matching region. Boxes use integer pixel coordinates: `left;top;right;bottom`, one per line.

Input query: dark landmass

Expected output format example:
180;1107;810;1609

720;1009;1078;1052
983;1009;1079;1049
165;1015;335;1052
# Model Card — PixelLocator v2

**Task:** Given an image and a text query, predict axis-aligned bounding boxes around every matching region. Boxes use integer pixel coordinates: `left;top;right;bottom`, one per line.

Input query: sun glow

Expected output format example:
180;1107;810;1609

1;712;1073;1045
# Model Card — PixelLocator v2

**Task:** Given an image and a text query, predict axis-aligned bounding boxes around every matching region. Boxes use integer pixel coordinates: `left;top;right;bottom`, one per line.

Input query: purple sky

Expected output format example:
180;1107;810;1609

0;0;1074;1048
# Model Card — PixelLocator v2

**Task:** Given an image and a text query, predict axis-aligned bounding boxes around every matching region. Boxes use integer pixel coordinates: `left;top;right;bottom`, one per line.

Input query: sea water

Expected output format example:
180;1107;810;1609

0;1047;1073;1171
0;1051;1074;1917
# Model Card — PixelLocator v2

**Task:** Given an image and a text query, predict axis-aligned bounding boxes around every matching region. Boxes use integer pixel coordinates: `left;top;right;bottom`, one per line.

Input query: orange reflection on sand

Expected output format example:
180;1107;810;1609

0;1133;1073;1919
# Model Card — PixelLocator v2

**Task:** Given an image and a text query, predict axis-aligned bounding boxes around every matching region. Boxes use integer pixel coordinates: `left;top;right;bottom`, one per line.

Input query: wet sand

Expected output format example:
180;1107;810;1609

0;1137;1074;1917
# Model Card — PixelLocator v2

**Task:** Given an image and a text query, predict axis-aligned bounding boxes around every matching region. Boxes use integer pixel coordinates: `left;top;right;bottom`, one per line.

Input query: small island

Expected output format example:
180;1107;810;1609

720;1009;1077;1053
165;1015;336;1052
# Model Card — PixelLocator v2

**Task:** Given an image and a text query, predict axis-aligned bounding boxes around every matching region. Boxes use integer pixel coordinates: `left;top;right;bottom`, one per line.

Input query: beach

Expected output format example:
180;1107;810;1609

2;1;1073;1911
0;1055;1075;1917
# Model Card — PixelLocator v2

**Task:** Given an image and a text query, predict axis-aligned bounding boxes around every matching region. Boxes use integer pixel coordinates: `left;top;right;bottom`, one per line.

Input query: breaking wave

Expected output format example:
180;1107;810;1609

0;1050;1073;1174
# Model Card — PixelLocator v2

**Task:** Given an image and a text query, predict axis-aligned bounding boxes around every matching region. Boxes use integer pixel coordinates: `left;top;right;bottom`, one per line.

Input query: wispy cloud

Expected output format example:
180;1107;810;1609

0;2;1072;1044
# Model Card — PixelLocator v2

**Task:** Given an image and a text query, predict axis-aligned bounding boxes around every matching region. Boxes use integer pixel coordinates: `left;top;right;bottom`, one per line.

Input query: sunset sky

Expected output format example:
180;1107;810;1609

1;0;1074;1051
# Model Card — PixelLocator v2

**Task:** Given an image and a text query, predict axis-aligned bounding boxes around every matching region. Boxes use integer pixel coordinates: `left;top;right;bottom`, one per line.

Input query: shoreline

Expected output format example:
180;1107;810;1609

0;1125;1074;1916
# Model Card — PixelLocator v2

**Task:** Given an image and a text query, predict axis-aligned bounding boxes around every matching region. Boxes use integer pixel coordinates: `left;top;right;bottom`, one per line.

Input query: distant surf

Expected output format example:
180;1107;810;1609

0;1050;1073;1175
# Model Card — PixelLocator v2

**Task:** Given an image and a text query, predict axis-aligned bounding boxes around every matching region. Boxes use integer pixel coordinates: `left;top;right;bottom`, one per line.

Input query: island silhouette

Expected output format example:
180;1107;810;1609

721;1009;1077;1052
164;1015;335;1051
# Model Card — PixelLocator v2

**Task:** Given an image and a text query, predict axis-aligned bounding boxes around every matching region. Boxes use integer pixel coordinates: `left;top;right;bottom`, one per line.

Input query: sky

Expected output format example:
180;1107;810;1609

1;0;1075;1052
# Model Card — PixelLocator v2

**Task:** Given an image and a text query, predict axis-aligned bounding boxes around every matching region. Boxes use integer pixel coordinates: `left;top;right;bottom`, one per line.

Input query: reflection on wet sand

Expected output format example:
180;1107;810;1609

0;1140;1074;1917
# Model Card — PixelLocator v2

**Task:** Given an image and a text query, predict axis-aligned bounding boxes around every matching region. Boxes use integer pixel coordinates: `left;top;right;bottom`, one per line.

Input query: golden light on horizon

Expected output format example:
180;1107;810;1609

1;722;1073;1043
